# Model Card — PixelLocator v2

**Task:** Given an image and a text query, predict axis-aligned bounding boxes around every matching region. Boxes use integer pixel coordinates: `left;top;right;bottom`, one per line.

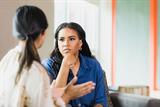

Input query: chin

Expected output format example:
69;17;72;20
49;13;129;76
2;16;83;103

62;53;66;57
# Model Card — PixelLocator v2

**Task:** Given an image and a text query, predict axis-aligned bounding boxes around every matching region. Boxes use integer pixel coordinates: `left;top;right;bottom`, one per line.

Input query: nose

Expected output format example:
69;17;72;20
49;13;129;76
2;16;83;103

63;39;69;46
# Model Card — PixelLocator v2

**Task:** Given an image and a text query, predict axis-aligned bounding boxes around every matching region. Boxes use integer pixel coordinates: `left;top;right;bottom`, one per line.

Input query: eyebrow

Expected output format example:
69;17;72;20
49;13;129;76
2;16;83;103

68;35;76;38
59;35;76;38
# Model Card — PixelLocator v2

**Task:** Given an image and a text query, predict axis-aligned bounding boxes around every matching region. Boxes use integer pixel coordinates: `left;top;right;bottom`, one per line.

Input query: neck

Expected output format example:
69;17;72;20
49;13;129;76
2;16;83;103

18;40;26;47
72;58;80;76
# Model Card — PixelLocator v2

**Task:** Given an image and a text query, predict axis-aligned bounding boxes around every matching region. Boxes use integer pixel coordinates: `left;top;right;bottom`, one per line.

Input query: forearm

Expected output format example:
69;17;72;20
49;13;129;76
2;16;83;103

55;63;70;88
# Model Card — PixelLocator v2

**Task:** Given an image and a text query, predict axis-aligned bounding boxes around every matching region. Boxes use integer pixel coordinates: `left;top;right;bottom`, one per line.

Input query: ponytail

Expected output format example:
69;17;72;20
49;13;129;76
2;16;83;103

15;36;40;84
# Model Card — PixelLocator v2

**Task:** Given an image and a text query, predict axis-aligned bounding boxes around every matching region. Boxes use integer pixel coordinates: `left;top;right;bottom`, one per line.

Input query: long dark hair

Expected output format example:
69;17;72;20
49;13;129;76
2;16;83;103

13;5;48;84
50;22;94;74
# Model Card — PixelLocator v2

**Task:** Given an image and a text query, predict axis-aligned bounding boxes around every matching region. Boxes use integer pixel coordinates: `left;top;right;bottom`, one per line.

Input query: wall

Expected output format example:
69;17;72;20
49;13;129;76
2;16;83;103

98;0;112;84
158;0;160;89
0;0;54;60
115;0;150;86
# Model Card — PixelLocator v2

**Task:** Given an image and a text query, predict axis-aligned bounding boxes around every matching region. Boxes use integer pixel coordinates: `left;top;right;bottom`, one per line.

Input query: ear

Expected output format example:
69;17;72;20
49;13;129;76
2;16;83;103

35;30;46;48
39;30;47;41
79;40;83;50
41;30;46;36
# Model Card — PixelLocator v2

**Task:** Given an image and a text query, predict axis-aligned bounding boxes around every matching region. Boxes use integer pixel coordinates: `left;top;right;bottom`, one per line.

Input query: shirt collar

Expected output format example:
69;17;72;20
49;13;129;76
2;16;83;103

77;54;89;77
80;54;89;70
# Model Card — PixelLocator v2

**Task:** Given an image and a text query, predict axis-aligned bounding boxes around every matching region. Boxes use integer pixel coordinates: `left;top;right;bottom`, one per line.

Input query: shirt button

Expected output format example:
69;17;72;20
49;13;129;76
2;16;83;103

78;103;81;107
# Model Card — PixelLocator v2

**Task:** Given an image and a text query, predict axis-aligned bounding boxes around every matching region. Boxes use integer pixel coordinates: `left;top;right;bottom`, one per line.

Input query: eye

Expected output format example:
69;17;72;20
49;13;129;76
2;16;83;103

70;37;75;41
58;38;64;42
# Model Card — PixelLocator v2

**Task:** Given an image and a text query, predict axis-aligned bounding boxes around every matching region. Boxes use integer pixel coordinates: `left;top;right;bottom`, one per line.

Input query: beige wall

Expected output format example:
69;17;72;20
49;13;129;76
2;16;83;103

0;0;54;60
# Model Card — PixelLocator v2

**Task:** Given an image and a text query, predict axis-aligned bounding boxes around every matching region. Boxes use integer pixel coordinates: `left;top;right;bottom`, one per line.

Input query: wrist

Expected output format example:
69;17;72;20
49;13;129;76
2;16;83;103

62;93;71;104
61;61;70;70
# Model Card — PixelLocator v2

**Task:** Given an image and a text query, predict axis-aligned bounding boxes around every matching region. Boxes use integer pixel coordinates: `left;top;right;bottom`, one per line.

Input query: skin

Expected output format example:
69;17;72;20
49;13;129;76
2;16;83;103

34;31;46;48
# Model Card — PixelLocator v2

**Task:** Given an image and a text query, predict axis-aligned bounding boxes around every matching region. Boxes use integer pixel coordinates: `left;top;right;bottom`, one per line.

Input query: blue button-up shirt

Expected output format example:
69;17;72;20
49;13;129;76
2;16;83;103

42;54;107;107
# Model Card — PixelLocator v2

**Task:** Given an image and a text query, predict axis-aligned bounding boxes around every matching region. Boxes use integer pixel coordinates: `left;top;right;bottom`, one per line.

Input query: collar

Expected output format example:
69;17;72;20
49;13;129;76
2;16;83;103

77;54;89;77
15;45;23;53
79;54;89;69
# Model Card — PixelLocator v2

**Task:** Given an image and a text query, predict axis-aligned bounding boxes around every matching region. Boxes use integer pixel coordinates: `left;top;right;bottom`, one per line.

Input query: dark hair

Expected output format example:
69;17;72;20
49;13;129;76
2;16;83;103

13;5;48;84
50;22;93;74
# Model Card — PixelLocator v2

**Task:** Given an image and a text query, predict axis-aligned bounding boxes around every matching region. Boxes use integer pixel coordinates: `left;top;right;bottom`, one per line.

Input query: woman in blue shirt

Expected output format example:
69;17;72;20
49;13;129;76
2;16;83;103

43;22;107;107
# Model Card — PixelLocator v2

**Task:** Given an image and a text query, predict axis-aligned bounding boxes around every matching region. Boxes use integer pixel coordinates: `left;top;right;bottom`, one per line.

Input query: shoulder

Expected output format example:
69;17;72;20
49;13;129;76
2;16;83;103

28;61;50;82
0;46;20;62
42;57;56;73
26;61;50;89
80;55;103;76
42;57;54;67
32;61;48;76
0;46;21;70
81;55;101;68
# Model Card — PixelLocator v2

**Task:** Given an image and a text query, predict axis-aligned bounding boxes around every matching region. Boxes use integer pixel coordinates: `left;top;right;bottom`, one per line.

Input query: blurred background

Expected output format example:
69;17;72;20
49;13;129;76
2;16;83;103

0;0;159;99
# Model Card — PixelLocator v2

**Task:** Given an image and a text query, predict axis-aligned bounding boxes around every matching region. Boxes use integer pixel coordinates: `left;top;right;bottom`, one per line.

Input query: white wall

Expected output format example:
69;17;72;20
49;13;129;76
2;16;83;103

98;0;112;85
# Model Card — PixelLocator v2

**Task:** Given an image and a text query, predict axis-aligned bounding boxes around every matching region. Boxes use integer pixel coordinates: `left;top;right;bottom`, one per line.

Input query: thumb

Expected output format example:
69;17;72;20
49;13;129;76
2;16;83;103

50;80;56;88
67;76;77;87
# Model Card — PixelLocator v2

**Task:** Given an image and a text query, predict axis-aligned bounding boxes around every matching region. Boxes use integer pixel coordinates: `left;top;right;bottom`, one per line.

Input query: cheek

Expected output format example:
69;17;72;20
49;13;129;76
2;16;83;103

40;36;45;45
58;43;63;51
73;43;81;51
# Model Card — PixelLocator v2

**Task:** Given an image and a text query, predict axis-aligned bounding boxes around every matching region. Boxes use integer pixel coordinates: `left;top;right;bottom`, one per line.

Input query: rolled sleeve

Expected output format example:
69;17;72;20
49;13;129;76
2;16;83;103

94;63;108;107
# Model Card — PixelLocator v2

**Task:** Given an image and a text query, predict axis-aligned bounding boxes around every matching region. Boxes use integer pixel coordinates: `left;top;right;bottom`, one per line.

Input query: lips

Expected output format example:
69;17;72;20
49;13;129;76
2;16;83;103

63;49;71;54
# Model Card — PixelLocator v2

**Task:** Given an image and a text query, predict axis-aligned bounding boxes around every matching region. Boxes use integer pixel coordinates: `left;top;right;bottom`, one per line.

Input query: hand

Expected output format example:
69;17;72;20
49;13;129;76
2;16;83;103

62;76;95;104
62;53;78;69
50;80;65;99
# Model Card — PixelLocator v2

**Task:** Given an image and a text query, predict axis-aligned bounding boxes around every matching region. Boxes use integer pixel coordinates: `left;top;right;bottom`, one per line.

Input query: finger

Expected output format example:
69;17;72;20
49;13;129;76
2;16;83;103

78;88;93;98
80;84;95;93
77;81;95;88
50;80;56;88
75;83;95;98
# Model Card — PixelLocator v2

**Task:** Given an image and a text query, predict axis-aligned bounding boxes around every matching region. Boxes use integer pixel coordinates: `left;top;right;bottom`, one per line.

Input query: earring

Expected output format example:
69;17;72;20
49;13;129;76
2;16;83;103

80;47;82;51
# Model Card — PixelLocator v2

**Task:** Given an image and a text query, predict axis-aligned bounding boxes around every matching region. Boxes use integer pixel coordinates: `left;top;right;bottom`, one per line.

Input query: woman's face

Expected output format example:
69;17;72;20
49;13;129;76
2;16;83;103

58;28;82;57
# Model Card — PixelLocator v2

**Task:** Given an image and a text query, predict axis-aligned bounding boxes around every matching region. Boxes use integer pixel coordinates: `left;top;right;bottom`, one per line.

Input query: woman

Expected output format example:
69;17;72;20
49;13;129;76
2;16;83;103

0;6;95;107
43;22;107;107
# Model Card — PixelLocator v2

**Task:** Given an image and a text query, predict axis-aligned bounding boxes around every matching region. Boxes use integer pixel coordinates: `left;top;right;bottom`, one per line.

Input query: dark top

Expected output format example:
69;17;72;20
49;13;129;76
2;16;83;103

42;54;107;107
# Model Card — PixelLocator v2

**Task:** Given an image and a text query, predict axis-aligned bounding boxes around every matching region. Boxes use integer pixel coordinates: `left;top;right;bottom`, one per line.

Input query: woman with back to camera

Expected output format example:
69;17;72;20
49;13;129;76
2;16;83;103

0;5;95;107
42;22;107;107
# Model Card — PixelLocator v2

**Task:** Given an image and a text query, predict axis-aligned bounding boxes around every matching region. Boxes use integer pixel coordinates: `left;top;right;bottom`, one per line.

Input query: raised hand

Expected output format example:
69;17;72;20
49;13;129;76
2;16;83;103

62;76;96;104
